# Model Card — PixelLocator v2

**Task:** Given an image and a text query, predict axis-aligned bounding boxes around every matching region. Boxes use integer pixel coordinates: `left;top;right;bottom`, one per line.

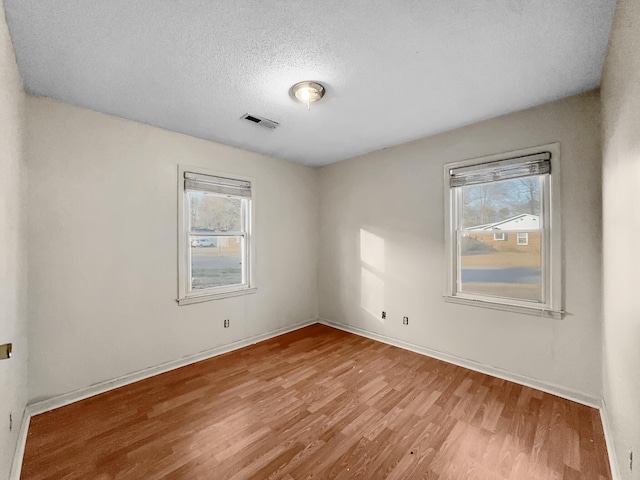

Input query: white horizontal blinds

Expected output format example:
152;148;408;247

184;172;251;198
449;152;551;188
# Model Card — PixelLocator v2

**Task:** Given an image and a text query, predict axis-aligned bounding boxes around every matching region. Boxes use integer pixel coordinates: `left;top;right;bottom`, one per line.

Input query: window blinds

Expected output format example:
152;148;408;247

449;152;551;188
184;172;251;198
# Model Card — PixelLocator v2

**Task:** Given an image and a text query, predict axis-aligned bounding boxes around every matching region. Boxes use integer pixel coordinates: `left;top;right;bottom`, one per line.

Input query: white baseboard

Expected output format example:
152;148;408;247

318;318;601;408
600;400;622;480
9;318;317;480
9;408;30;480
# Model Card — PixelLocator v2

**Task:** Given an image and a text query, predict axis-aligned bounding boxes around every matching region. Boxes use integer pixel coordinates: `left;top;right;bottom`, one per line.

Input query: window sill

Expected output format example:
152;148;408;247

177;287;257;305
443;295;564;319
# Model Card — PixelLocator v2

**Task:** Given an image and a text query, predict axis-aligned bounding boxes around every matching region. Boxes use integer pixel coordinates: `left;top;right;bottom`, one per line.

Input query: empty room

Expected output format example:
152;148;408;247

1;0;638;479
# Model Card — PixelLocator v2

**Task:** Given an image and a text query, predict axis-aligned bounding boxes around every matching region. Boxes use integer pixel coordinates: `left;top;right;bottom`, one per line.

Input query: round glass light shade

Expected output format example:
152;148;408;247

291;81;325;105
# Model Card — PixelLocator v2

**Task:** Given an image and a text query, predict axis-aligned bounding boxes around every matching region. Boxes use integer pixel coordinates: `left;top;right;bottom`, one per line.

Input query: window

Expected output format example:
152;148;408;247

517;232;529;245
444;144;562;317
178;167;255;305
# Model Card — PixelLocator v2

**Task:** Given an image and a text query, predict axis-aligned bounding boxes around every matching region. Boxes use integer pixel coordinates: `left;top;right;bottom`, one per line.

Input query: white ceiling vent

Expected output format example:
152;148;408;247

241;113;279;129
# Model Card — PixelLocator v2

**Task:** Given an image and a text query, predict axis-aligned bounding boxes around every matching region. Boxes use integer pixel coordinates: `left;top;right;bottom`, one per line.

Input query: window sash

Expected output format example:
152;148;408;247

452;174;550;308
186;196;249;294
455;230;547;306
187;233;247;294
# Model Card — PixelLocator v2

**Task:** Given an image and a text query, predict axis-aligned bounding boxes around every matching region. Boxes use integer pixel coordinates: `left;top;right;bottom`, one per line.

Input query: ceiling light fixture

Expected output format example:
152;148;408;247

291;81;325;111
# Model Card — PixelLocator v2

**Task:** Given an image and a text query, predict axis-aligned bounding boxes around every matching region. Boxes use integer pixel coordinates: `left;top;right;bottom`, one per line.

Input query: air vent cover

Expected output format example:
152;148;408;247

241;113;279;129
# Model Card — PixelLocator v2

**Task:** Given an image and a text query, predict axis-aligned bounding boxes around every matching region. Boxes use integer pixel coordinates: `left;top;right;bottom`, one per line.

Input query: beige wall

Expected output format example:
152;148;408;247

0;0;27;477
26;96;318;401
318;91;602;401
601;0;640;477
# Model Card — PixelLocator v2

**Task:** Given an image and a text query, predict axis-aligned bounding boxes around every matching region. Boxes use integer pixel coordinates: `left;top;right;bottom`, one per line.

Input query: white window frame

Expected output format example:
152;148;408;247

443;143;563;318
517;232;529;246
177;165;256;305
493;232;506;241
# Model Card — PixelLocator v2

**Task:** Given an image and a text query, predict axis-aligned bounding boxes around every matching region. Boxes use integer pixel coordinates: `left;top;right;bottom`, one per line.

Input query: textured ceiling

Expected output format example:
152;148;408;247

4;1;616;167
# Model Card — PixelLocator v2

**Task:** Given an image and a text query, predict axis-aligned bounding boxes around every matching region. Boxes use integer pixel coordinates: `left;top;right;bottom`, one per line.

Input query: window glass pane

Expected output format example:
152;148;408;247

188;192;242;233
459;232;542;302
459;176;543;303
461;177;541;227
190;236;243;290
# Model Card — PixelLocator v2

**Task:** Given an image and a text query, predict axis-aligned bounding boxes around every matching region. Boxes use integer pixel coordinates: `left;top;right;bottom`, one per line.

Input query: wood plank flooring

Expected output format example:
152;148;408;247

21;324;611;479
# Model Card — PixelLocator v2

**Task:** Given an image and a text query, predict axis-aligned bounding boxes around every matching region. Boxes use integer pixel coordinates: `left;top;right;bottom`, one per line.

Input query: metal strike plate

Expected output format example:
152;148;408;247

0;343;12;360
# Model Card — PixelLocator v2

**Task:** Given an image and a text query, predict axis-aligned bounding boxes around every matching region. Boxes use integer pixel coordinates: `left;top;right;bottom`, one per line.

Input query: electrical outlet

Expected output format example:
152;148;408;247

381;311;386;319
403;316;409;325
9;413;12;432
223;319;230;328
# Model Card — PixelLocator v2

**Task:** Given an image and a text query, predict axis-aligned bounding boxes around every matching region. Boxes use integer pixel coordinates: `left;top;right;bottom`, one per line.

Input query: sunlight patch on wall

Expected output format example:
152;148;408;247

360;228;385;273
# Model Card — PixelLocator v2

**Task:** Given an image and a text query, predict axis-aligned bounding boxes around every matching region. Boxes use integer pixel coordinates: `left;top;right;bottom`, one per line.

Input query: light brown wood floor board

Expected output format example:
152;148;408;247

21;324;611;479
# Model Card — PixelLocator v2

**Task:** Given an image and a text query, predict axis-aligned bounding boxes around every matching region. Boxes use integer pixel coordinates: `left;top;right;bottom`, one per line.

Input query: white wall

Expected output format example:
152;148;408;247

26;96;318;402
318;91;603;401
0;0;27;478
601;0;640;478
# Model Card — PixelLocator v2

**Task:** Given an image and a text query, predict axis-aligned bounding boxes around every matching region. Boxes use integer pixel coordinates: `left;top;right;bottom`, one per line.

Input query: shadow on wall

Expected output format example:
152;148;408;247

360;228;385;322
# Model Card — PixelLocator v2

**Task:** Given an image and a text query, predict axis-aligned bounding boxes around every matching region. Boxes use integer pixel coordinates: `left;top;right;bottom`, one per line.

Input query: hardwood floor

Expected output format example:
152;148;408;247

21;324;611;479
